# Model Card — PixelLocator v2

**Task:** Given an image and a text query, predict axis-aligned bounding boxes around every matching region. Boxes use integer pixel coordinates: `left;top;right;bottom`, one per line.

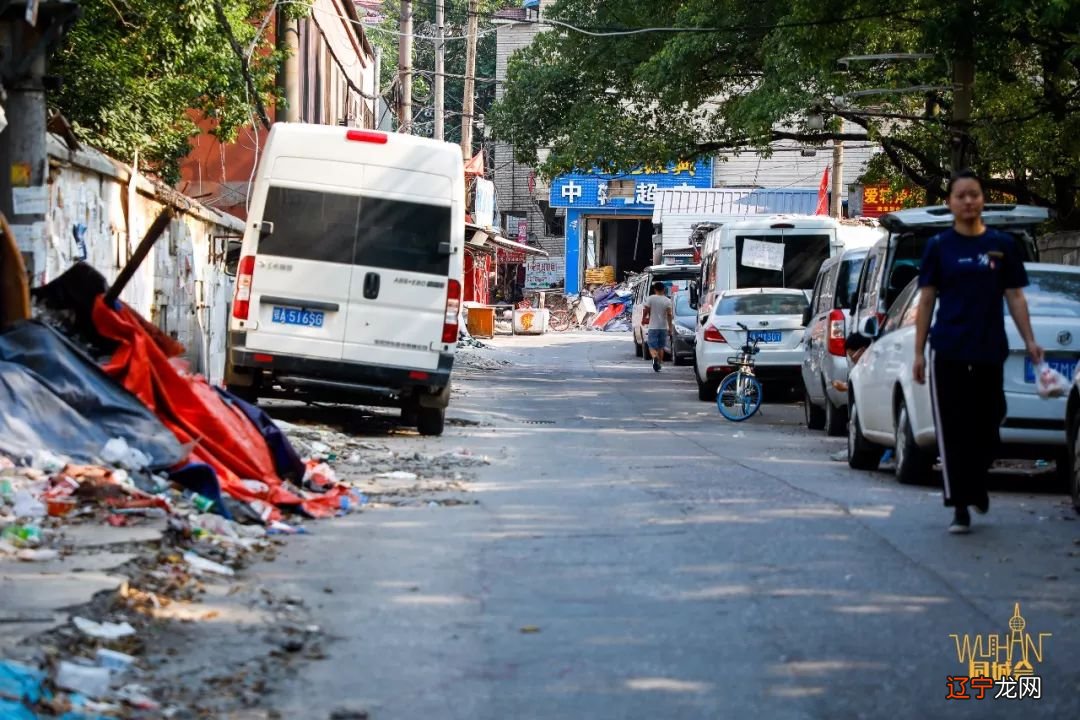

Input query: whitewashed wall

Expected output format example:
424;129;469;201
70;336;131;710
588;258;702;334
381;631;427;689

21;136;245;385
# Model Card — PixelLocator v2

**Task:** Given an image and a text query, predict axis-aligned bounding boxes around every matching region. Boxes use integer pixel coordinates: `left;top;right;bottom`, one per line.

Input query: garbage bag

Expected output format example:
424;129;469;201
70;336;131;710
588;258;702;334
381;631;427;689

0;321;185;467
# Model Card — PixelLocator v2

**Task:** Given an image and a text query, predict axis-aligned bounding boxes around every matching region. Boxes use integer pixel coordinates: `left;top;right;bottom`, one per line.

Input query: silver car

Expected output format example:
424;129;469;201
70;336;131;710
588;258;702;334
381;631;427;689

801;248;867;435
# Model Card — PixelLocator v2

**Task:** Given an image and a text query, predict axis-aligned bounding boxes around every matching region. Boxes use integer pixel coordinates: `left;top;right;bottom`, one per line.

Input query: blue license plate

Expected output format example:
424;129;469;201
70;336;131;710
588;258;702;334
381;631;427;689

1024;357;1076;383
748;330;782;344
271;306;325;328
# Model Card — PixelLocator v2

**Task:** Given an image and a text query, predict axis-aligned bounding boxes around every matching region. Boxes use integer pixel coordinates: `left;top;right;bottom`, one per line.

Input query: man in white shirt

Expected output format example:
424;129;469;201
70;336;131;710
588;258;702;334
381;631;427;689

642;281;675;372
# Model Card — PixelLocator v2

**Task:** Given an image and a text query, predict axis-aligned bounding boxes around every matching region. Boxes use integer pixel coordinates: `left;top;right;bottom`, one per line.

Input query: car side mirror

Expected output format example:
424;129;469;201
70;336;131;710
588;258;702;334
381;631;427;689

860;315;880;339
801;307;812;327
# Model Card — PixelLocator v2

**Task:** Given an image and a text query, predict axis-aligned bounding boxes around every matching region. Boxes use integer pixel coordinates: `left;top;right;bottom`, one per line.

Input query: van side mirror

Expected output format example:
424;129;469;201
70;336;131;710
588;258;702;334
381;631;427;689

801;307;812;327
255;221;274;237
860;315;880;339
223;239;243;277
689;284;699;309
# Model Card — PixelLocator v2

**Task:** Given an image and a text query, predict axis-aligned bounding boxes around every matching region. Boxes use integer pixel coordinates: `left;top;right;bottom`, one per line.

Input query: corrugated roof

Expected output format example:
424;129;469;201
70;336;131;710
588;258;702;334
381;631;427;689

652;188;818;223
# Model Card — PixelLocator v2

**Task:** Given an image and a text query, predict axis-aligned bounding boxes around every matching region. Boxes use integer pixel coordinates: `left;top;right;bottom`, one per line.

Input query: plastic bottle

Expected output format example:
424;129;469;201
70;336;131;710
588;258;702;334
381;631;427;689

2;525;43;548
185;492;215;513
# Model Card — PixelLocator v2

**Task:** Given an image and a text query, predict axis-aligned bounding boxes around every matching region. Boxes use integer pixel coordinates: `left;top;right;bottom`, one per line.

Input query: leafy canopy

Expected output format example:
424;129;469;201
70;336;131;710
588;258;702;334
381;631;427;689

51;0;305;183
491;0;1080;227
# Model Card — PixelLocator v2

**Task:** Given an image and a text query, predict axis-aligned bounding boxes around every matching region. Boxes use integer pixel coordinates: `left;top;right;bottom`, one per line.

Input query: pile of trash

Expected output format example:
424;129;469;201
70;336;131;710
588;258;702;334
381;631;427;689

587;283;635;332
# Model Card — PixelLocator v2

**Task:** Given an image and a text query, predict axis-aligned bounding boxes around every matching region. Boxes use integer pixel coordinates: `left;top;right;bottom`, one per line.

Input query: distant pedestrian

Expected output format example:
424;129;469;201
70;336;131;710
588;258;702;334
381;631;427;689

642;281;675;372
913;170;1044;534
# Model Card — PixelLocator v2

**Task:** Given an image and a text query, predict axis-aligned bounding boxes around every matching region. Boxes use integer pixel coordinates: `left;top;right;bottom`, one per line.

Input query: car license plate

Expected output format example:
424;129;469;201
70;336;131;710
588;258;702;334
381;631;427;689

749;330;782;344
271;306;325;328
1024;357;1076;383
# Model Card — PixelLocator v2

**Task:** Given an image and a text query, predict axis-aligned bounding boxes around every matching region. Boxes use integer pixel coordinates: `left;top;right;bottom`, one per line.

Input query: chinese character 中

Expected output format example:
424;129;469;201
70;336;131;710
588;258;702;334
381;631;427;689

994;677;1019;699
946;676;970;700
561;181;582;204
1018;676;1041;700
970;676;994;700
597;182;609;206
635;183;658;204
673;160;696;176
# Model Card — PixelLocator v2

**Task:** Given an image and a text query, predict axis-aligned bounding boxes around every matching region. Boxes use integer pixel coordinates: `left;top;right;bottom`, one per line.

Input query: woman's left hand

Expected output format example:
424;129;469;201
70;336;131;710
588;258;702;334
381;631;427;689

1027;340;1045;365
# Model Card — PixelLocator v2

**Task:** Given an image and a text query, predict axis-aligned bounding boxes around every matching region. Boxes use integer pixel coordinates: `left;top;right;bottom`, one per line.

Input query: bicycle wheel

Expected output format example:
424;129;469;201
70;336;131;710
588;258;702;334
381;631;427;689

548;311;571;332
717;371;763;421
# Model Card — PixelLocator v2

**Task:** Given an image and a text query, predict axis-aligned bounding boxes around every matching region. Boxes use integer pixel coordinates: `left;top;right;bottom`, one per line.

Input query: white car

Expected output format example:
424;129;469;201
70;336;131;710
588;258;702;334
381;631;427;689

693;288;809;401
848;263;1080;484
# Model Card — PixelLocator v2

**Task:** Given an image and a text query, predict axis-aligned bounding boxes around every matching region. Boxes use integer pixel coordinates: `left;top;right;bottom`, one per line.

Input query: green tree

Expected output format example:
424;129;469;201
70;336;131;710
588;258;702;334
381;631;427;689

491;0;1080;228
51;0;306;183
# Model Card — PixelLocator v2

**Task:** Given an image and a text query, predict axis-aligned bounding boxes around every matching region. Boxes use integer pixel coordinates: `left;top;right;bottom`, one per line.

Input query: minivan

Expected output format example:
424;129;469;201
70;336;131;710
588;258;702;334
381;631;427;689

225;124;465;436
801;247;868;435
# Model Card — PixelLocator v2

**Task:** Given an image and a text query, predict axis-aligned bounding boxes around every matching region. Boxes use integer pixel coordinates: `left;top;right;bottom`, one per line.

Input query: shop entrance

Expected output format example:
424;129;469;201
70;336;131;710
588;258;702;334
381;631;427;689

584;215;654;284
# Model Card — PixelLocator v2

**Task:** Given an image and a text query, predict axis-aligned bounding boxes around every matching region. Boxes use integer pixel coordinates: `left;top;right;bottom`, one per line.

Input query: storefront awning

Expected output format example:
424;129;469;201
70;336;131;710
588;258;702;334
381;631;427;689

466;226;548;258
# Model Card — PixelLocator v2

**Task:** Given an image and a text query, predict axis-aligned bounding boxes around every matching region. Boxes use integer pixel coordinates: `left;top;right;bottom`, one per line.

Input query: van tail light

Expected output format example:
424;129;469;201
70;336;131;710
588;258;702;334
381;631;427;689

346;129;388;144
232;255;256;320
442;279;461;344
703;325;726;343
827;309;847;356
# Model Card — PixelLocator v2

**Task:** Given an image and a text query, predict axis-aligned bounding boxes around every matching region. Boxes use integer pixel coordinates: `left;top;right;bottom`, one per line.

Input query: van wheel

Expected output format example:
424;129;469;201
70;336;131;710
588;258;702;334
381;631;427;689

804;385;826;430
417;407;446;437
895;399;932;485
825;398;847;437
848;397;882;471
401;407;418;426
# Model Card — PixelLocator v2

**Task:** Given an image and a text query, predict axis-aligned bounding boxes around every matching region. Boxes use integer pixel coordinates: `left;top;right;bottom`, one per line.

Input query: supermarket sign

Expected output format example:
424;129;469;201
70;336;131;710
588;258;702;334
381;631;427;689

861;185;924;217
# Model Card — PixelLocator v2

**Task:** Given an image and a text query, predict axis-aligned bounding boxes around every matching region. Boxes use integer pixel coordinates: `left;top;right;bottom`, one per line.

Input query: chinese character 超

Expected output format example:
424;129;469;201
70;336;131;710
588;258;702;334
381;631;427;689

995;677;1019;699
561;181;582;204
1018;676;1041;700
946;676;970;700
635;183;658;204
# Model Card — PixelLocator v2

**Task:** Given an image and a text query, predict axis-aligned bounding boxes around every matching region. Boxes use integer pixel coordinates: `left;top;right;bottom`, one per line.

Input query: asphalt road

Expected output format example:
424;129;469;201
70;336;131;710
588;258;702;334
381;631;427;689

254;333;1079;719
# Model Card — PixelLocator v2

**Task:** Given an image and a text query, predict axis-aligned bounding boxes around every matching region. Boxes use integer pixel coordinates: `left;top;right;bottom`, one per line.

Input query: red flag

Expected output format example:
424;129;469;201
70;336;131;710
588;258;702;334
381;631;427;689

815;166;830;215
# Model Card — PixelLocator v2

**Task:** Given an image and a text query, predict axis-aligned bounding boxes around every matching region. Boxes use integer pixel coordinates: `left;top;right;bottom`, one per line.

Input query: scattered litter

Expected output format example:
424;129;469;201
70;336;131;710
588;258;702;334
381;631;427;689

100;437;152;471
56;660;111;698
12;489;45;518
73;616;137;640
377;471;418;481
15;548;58;562
95;648;136;673
183;551;236;576
0;659;45;704
519;625;541;634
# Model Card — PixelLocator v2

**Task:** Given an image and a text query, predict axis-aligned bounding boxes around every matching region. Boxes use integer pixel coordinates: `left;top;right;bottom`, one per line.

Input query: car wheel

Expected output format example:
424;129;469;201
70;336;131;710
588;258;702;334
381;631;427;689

697;372;718;402
417;406;445;437
824;397;847;437
848;396;882;471
634;335;643;357
894;399;932;485
804;385;826;430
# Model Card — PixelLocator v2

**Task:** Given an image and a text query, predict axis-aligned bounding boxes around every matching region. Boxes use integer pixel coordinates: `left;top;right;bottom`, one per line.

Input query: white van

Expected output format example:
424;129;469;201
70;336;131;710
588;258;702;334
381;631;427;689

693;215;844;323
225;124;465;436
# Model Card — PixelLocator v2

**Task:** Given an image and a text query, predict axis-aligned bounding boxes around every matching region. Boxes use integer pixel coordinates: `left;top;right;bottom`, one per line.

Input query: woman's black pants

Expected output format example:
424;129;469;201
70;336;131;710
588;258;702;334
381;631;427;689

928;351;1006;508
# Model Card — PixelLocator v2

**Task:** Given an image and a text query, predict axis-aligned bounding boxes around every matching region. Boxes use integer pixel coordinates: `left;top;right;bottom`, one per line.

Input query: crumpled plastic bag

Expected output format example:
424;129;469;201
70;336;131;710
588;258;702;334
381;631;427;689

1036;362;1069;399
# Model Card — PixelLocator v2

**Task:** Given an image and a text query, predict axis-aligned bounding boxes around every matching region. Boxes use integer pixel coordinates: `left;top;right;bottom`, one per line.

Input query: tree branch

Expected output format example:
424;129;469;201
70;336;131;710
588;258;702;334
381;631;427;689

212;0;273;131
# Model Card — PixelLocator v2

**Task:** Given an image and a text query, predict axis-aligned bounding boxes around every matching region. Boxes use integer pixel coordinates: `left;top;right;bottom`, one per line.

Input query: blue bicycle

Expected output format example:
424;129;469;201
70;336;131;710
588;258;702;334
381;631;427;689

716;322;763;422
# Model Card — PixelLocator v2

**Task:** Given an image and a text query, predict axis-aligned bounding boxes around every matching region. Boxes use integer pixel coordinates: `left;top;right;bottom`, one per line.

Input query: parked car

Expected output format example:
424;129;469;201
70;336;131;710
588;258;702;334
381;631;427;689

672;290;697;365
632;263;700;359
694;288;809;401
850;205;1048;338
225;124;464;436
847;263;1080;486
801;247;868;435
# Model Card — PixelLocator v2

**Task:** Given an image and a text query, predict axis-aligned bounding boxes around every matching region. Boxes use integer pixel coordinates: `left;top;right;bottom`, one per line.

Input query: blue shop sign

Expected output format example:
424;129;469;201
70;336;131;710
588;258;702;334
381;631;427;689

549;158;713;209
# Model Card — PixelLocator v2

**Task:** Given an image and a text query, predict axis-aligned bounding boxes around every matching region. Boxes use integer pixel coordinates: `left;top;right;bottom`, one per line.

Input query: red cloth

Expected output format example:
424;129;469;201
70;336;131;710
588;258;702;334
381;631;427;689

815;166;830;215
591;303;624;328
92;297;348;521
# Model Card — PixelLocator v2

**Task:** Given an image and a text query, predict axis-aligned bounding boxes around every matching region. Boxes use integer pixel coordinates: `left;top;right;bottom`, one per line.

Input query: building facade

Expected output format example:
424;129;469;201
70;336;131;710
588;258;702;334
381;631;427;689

179;0;377;219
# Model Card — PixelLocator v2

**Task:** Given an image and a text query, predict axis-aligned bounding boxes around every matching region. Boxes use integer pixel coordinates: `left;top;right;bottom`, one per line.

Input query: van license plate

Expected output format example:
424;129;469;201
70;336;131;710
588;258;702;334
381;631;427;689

271;306;325;328
749;330;782;344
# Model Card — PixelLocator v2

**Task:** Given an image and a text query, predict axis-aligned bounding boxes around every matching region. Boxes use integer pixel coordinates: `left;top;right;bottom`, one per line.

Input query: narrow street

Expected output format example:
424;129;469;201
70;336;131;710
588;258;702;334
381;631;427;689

166;333;1079;719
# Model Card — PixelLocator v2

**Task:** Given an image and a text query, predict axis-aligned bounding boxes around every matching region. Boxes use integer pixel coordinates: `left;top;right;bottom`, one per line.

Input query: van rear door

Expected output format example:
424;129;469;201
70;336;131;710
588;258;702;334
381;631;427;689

341;167;454;371
244;185;356;361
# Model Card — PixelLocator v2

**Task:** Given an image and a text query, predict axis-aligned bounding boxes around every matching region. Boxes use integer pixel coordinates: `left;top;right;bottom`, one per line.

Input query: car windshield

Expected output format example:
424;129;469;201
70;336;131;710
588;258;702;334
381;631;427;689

716;293;809;316
1012;270;1080;318
673;292;694;317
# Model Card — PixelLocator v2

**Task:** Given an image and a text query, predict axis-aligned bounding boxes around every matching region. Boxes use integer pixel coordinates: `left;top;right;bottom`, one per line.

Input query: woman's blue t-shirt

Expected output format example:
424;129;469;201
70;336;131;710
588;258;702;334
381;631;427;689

917;228;1028;363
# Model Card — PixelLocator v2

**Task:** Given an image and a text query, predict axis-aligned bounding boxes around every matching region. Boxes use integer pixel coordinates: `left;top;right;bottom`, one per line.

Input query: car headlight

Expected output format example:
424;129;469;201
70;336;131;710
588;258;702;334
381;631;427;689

675;324;693;336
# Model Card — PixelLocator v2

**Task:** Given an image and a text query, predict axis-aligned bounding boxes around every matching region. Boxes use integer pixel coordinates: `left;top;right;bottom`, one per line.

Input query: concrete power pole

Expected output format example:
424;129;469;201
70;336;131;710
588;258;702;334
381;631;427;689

950;2;975;172
434;0;445;141
831;139;844;218
398;0;413;131
276;7;301;122
460;0;479;158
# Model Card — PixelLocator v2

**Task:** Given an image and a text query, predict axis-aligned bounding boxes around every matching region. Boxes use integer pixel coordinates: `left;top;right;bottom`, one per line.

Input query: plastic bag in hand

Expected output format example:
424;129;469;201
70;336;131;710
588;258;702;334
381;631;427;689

1036;362;1068;399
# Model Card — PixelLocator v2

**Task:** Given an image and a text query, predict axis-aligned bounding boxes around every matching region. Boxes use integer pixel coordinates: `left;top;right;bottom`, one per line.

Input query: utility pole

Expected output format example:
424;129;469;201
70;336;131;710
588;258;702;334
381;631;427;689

276;7;300;122
434;0;445;141
950;2;975;172
398;0;413;131
460;0;479;158
830;139;844;218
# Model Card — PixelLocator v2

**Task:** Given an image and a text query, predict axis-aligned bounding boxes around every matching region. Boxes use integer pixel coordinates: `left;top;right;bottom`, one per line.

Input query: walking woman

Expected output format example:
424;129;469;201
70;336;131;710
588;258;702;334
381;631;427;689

913;170;1044;534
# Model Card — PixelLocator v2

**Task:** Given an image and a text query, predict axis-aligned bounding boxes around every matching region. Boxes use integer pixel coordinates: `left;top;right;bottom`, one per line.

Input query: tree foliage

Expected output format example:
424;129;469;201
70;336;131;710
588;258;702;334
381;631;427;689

51;0;304;183
491;0;1080;228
